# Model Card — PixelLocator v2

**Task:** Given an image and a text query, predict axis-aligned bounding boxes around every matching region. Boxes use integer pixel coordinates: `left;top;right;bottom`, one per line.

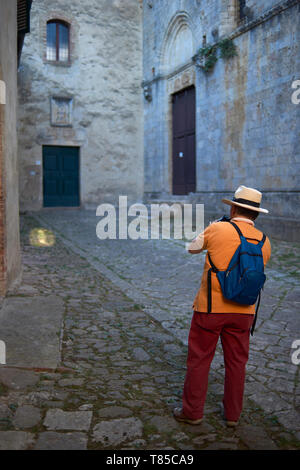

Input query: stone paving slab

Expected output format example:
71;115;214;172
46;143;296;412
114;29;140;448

0;212;299;450
34;431;88;450
43;409;93;431
0;431;35;450
12;405;42;429
92;417;144;447
0;368;39;390
0;295;63;368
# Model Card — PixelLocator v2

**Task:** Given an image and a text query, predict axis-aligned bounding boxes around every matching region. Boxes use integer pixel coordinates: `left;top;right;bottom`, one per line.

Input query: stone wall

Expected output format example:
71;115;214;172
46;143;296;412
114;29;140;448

18;0;143;210
245;1;282;17
0;0;22;294
142;0;300;240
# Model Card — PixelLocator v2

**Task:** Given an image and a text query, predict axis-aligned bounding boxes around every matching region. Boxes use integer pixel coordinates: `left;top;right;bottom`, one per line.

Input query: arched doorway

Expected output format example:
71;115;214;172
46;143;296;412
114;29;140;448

161;13;196;195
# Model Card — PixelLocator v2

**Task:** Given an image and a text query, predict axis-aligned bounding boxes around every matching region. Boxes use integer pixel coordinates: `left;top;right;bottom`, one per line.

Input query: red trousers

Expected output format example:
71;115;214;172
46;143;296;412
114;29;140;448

182;311;254;422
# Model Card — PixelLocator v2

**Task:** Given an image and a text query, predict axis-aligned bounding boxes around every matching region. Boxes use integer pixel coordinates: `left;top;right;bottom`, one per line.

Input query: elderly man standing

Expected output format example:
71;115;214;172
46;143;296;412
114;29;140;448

173;186;271;427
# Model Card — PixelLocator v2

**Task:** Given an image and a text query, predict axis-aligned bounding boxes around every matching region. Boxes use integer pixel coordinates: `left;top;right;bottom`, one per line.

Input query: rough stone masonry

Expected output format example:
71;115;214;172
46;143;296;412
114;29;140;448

142;0;300;241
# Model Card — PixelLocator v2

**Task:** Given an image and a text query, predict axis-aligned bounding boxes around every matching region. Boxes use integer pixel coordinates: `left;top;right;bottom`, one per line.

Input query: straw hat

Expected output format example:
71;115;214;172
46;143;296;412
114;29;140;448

222;185;269;214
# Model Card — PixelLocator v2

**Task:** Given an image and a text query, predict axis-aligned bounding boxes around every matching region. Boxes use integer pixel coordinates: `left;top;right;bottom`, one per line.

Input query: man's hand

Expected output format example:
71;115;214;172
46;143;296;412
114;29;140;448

187;232;204;254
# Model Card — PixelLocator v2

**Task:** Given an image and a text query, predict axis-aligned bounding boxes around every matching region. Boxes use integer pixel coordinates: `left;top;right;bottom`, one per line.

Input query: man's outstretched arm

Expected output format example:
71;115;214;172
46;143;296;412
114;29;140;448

187;219;220;254
188;232;205;254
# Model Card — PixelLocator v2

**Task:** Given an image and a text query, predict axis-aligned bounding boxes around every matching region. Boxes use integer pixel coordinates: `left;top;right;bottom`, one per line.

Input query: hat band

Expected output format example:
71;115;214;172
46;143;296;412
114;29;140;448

233;197;260;208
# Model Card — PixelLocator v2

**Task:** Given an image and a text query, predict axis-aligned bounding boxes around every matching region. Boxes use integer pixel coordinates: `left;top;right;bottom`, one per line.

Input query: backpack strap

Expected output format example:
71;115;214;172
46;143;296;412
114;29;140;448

229;221;244;238
259;233;267;247
207;253;218;272
251;290;261;336
207;253;218;314
207;268;213;314
230;221;267;247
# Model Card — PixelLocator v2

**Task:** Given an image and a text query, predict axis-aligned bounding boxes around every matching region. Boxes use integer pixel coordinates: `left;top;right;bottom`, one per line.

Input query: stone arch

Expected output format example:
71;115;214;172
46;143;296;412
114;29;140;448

160;12;195;75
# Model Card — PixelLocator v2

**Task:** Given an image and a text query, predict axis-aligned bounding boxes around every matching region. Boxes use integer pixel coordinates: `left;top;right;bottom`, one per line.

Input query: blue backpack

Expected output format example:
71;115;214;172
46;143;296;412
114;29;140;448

207;221;266;335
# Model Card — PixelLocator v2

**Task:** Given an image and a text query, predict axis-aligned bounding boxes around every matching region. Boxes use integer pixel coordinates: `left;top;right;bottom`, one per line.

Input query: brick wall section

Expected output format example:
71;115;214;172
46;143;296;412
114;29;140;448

0;98;7;296
0;0;22;295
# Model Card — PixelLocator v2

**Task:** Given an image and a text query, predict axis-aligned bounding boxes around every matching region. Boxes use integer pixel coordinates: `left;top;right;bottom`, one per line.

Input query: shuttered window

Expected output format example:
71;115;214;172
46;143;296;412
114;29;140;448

17;0;32;34
46;20;70;62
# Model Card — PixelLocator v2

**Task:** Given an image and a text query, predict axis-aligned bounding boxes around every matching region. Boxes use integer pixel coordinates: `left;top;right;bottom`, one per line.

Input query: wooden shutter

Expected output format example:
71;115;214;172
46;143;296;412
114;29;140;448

17;0;32;34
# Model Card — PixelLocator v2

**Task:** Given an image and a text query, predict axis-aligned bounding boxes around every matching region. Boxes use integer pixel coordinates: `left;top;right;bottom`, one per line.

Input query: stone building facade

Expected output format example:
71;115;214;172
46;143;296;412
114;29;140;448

142;0;300;240
18;0;143;210
17;0;300;240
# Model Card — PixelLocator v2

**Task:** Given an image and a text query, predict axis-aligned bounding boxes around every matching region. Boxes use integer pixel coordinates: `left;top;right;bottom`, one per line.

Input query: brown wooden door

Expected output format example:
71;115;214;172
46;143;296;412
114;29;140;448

172;86;196;195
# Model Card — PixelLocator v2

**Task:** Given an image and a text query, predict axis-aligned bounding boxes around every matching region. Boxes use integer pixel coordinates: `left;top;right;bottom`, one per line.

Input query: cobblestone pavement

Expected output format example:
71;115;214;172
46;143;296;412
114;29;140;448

0;210;299;450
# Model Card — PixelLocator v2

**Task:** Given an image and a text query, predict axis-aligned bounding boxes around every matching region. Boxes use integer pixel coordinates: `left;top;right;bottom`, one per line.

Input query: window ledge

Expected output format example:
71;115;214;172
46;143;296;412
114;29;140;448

44;59;72;67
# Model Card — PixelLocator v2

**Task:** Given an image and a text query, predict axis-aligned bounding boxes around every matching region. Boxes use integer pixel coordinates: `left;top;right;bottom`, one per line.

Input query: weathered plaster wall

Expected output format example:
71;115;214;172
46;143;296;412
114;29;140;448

143;0;300;239
196;3;300;204
18;0;143;209
0;0;22;293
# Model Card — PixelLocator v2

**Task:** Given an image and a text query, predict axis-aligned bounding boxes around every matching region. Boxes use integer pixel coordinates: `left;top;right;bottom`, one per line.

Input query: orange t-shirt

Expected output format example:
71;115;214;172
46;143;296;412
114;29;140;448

192;219;271;314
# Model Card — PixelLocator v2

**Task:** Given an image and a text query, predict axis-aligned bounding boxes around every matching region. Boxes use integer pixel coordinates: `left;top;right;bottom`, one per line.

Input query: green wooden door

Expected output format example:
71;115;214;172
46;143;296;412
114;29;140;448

43;146;79;207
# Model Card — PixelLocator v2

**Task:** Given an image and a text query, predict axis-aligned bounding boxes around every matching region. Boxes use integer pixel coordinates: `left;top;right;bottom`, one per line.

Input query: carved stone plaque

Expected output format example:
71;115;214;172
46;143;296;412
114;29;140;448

50;96;73;127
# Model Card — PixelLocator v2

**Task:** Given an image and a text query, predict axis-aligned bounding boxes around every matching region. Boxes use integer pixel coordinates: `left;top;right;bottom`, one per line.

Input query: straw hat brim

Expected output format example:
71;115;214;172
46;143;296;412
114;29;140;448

222;198;269;214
